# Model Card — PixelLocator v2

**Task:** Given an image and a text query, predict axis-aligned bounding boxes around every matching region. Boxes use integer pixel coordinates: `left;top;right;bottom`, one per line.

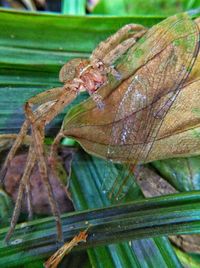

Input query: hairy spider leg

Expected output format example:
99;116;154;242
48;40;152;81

91;24;146;61
0;87;64;184
5;142;36;242
4;87;77;242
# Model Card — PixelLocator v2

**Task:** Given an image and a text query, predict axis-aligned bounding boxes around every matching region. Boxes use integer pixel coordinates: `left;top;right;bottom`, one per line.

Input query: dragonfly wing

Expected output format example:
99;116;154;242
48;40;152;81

102;15;199;199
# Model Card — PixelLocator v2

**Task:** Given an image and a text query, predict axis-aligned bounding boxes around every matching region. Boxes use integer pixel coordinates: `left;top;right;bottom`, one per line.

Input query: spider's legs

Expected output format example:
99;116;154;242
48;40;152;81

25;180;33;220
103;30;146;65
0;87;64;184
50;132;65;163
0;121;30;184
22;88;78;242
31;119;63;241
3;87;67;242
91;24;146;62
91;24;146;82
5;142;36;242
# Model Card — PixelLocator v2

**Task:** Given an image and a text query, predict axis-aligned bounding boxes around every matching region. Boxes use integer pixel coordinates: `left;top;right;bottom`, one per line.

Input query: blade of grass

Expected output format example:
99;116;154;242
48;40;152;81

1;177;200;266
130;237;182;268
70;152;183;268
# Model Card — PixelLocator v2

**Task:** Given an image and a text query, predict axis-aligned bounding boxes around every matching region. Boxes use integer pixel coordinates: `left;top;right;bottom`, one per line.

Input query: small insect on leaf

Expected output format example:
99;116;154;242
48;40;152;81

62;13;200;199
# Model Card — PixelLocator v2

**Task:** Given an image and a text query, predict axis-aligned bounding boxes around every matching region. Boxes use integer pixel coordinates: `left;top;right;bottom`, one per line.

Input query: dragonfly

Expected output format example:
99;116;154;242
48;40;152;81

63;12;200;201
0;11;199;243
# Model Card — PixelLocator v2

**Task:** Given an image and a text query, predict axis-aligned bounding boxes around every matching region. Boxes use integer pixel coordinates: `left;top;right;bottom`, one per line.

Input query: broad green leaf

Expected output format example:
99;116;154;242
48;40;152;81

130;237;182;268
175;247;200;268
92;0;127;15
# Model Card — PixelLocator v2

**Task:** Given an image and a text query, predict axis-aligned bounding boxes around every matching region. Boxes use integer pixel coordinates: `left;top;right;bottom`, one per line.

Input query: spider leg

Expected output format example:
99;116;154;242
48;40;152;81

91;24;146;62
91;25;146;81
50;132;65;162
21;87;78;242
31;119;63;241
0;121;30;184
5;142;36;242
103;30;146;65
25;180;33;220
4;87;76;242
0;87;64;184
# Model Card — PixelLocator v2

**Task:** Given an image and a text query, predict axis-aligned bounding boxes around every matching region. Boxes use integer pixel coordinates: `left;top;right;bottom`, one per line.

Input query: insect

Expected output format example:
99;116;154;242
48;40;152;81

0;22;146;242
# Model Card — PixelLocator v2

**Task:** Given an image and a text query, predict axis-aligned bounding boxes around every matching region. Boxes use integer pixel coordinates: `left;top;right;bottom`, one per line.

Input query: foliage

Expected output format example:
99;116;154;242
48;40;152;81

0;1;200;267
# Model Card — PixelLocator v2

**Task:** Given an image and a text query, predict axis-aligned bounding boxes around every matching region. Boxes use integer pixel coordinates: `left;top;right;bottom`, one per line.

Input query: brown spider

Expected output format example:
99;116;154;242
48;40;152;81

0;23;146;242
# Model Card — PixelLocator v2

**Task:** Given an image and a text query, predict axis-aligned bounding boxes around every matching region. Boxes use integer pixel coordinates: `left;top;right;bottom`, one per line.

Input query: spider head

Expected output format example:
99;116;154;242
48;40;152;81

59;58;90;83
60;58;107;94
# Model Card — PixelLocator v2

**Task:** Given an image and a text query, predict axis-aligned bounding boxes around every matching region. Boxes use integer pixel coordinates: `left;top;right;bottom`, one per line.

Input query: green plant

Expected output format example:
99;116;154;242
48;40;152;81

0;1;200;267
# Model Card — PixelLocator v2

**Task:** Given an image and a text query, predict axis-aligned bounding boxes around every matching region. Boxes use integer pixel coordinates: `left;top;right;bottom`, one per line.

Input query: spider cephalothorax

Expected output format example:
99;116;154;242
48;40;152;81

60;59;106;90
59;58;109;109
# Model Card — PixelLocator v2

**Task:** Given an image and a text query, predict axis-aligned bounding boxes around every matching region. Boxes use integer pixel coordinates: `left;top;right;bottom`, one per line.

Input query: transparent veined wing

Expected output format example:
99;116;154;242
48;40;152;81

102;14;200;200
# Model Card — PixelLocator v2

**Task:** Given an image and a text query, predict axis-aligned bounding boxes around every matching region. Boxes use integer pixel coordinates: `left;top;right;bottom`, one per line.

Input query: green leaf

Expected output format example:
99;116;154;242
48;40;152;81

62;0;86;15
152;156;200;191
1;186;200;267
131;237;182;268
70;152;183;268
92;0;127;15
175;247;200;268
92;0;199;16
0;189;13;227
0;8;199;268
